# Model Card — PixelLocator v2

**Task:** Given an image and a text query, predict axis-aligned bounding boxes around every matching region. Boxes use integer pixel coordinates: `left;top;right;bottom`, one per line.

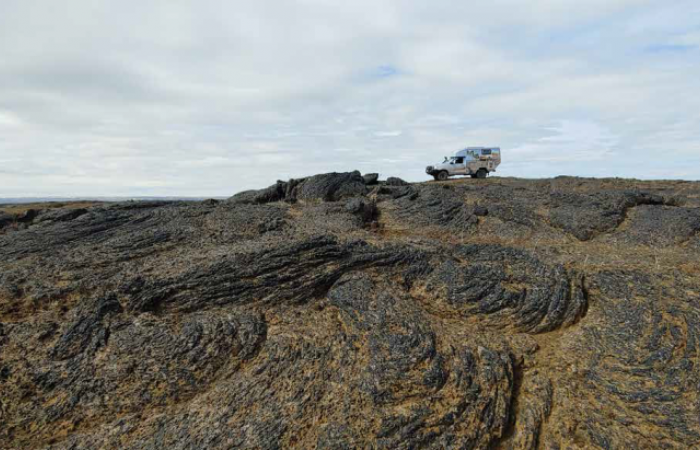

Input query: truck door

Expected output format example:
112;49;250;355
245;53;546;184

453;156;467;174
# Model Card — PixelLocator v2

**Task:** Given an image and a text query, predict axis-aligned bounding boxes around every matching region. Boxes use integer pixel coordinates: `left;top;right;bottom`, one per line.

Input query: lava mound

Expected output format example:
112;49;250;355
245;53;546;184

1;173;700;449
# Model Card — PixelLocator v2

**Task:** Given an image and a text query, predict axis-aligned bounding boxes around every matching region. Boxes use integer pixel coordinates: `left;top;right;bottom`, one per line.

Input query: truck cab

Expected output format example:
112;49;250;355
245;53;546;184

426;147;501;181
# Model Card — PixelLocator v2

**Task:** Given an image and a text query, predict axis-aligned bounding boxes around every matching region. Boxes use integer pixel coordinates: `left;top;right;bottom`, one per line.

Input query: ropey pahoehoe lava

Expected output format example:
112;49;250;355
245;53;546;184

2;172;700;449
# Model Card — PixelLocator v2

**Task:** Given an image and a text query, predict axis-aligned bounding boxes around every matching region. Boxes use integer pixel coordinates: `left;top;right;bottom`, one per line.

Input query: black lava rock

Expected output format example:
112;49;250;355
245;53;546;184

385;177;409;186
2;175;700;449
363;173;379;185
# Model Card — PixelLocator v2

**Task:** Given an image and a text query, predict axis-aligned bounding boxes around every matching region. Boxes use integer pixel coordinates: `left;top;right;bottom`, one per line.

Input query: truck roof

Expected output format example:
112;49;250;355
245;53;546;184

452;147;500;156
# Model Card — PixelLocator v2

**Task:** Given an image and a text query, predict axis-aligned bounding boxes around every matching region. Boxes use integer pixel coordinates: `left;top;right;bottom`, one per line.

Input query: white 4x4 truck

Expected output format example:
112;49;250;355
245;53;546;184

426;147;501;181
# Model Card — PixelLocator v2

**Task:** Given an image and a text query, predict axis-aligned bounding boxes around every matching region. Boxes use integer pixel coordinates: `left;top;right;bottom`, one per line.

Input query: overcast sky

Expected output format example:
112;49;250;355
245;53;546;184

1;1;699;197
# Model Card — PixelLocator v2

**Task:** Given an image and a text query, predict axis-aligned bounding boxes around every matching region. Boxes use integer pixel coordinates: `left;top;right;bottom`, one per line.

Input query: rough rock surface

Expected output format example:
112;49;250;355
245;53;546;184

228;171;367;205
385;176;409;186
0;212;13;229
2;175;700;449
362;173;379;185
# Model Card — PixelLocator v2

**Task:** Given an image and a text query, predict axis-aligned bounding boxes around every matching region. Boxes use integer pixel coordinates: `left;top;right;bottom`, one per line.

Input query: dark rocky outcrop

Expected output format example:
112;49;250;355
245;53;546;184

388;184;477;232
0;212;13;229
548;190;670;241
385;176;409;186
2;175;700;449
362;173;379;185
297;171;367;201
229;171;367;205
35;208;88;224
344;198;379;226
16;208;40;223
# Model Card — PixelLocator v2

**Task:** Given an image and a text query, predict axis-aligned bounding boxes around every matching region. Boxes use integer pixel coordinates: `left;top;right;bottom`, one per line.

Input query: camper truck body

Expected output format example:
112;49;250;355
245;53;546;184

426;147;501;180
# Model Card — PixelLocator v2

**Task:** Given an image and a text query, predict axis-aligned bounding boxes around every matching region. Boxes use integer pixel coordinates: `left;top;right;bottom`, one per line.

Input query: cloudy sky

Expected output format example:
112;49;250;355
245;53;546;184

1;0;699;197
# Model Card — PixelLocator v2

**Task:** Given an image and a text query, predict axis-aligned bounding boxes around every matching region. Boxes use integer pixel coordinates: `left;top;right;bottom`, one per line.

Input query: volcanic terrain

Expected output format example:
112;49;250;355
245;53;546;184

2;172;700;449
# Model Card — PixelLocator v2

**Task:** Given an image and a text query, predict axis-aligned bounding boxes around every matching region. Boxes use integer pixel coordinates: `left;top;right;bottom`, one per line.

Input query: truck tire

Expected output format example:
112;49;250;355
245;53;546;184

437;171;449;181
476;169;487;179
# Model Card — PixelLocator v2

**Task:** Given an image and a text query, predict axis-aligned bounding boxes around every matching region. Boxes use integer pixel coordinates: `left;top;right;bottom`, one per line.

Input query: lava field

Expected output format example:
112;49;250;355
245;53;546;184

2;172;700;449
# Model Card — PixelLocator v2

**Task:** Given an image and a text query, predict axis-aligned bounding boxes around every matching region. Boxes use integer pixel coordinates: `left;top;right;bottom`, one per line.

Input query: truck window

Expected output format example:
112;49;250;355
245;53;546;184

455;157;464;164
481;149;491;155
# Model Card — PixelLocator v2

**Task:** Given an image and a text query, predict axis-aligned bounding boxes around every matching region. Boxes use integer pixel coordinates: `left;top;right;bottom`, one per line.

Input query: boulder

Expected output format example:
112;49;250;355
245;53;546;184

474;205;489;217
345;198;378;224
0;212;13;229
362;173;379;185
385;177;409;186
16;208;39;223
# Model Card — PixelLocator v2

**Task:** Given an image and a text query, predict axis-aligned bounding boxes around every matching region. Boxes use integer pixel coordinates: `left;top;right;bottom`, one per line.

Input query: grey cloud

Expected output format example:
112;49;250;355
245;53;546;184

1;0;699;197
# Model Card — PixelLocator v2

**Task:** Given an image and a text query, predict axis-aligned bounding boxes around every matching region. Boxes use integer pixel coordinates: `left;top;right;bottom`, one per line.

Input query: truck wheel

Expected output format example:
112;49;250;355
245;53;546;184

470;174;477;179
437;171;449;181
476;169;487;179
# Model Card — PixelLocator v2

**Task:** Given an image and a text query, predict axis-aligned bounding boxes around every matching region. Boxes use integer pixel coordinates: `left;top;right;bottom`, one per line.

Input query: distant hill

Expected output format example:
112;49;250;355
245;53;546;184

0;196;227;204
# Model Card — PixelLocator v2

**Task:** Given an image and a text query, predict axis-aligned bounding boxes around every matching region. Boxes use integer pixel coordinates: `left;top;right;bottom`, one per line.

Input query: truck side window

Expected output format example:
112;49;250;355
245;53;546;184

482;149;491;155
455;157;464;164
